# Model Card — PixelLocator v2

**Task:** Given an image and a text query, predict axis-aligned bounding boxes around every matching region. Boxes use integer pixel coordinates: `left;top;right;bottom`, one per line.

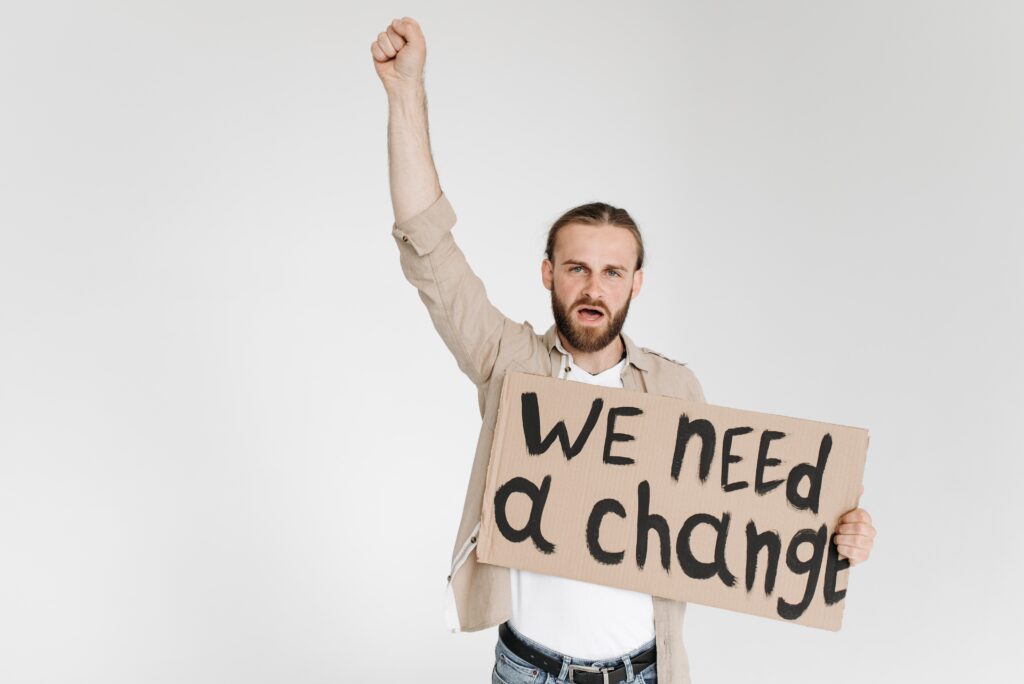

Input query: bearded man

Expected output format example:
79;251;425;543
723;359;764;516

372;16;877;684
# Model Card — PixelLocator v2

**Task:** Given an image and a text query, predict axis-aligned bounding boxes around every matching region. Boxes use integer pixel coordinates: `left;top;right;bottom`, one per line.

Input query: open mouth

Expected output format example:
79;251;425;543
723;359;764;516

576;306;606;323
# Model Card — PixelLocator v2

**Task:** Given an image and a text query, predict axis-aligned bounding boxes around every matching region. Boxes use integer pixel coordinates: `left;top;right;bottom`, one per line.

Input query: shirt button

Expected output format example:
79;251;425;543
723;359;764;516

402;235;409;242
447;574;452;582
470;536;477;543
565;366;571;373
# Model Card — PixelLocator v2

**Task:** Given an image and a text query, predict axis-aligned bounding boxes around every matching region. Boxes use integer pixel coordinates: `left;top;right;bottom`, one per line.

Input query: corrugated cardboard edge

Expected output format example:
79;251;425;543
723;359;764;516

831;428;870;632
476;369;517;563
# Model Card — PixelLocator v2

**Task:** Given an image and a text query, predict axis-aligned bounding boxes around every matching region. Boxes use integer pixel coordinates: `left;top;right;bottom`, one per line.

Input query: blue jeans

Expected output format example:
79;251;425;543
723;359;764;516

492;622;658;684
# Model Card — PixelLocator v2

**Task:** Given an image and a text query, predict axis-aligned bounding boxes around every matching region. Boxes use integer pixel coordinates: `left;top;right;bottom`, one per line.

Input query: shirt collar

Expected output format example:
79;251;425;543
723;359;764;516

543;323;652;372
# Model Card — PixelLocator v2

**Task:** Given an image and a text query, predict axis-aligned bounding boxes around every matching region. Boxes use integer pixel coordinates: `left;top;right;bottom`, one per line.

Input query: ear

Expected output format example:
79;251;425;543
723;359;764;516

541;258;554;291
630;268;643;300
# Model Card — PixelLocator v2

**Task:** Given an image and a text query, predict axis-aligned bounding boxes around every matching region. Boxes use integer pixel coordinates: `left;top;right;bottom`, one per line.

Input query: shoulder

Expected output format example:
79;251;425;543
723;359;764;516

493;319;550;373
640;346;687;367
639;346;706;402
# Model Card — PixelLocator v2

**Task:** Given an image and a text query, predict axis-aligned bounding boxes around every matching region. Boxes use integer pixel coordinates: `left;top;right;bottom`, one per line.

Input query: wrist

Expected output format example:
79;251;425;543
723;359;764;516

385;78;426;101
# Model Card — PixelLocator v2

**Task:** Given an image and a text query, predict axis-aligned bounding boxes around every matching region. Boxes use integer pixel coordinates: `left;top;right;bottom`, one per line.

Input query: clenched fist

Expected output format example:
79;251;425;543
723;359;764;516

371;17;427;92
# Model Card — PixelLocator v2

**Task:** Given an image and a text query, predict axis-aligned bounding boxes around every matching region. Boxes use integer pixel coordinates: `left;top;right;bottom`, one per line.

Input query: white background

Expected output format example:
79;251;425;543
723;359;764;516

1;1;1021;682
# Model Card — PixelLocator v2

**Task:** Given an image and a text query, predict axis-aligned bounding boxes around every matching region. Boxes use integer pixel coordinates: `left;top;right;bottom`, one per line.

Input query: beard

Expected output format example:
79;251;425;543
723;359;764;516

551;286;631;354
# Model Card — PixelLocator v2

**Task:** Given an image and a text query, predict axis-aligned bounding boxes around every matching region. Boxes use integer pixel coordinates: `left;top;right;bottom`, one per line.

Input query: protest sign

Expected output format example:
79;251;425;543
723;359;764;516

477;372;869;630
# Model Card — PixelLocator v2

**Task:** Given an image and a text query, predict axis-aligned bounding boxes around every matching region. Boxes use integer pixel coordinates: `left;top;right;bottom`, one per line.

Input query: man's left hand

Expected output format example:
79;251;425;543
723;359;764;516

832;485;875;566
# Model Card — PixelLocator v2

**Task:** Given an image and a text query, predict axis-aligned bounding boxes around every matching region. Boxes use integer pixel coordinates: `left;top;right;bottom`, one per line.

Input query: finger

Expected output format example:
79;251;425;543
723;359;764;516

377;31;397;58
833;534;872;548
370;41;387;62
837;522;875;537
836;545;867;564
840;508;871;524
386;25;406;51
390;16;423;42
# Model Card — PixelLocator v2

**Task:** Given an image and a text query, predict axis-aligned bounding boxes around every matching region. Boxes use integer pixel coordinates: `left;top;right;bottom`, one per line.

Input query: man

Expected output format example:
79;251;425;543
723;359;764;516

371;17;877;684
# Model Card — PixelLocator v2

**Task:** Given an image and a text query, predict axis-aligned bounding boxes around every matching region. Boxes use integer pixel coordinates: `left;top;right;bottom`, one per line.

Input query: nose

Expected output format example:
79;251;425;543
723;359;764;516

581;272;605;305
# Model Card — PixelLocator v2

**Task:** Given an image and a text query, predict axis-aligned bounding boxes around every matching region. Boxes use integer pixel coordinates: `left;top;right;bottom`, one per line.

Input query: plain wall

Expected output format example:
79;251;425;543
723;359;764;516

1;1;1020;682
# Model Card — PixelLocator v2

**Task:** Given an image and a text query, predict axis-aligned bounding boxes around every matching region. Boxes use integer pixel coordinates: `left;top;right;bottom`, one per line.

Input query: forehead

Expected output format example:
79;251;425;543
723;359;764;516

553;222;638;267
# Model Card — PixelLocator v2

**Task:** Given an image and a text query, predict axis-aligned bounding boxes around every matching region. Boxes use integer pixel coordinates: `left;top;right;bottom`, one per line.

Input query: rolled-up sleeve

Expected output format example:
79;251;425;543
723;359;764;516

391;192;458;257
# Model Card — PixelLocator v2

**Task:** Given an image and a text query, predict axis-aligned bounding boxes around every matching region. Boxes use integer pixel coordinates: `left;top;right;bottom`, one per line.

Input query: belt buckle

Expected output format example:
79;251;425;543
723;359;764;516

568;663;611;684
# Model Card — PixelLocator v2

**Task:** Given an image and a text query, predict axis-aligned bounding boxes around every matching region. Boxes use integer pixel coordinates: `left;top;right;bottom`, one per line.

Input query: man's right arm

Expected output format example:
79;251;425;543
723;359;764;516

378;24;440;227
372;17;520;387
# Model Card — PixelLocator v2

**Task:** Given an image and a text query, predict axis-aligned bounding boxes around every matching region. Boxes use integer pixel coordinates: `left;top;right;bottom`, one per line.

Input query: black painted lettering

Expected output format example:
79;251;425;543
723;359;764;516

586;498;626;565
521;392;603;461
776;524;828;620
675;511;737;587
744;520;781;596
603;406;642;465
755;430;786;495
823;531;851;605
636;480;670;571
670;414;717;482
785;433;832;514
493;475;556;554
722;426;753;493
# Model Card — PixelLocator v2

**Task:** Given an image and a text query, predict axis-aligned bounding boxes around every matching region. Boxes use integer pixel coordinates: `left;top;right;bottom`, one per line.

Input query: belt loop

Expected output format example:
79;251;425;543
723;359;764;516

623;653;635;682
557;655;571;682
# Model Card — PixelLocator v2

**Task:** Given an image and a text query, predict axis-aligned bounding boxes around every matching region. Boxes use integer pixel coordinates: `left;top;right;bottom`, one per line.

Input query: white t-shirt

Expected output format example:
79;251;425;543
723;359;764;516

508;337;656;659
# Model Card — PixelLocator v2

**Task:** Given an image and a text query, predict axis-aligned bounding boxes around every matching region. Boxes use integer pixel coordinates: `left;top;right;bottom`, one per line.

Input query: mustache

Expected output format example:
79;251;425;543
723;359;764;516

574;299;608;314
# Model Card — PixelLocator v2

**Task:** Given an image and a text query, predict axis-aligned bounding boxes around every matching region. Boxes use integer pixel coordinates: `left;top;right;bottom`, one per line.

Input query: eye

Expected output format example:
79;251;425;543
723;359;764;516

606;269;621;277
570;265;585;273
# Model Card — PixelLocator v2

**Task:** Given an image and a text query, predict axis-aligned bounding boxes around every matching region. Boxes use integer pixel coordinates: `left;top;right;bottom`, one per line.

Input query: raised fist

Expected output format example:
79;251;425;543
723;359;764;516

371;17;426;91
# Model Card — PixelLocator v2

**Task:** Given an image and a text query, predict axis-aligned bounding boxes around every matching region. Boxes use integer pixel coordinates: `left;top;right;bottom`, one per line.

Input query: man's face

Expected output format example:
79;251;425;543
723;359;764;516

542;222;644;353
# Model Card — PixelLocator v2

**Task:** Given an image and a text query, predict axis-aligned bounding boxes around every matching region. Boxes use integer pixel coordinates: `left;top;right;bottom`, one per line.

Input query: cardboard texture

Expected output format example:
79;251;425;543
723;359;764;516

477;372;869;631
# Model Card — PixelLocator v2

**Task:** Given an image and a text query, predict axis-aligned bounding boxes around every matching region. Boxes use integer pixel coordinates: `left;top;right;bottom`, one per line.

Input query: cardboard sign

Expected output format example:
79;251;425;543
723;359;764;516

477;372;869;630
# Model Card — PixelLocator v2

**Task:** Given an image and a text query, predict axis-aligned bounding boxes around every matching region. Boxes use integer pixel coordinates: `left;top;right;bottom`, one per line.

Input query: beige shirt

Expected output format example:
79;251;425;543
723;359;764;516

392;191;708;684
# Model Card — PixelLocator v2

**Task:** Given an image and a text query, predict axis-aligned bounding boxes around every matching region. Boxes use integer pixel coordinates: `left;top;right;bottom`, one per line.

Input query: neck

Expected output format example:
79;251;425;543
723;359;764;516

558;331;625;375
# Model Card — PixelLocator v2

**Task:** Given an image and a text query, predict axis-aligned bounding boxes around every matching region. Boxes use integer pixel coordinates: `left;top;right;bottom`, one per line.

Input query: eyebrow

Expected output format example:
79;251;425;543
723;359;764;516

563;259;630;272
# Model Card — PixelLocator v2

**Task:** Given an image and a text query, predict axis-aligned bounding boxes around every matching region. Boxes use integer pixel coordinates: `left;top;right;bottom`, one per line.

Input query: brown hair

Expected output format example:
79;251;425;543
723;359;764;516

545;202;645;271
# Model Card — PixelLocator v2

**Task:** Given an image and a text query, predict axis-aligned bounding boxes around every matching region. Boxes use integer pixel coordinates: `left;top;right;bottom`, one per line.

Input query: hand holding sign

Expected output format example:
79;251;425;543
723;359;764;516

833;486;876;566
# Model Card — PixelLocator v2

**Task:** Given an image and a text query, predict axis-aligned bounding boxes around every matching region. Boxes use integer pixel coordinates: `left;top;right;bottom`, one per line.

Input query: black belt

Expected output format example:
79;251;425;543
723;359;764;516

498;622;656;684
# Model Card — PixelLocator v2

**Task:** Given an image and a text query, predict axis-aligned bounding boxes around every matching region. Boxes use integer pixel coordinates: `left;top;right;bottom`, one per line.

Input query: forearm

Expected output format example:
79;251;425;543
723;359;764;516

387;81;442;226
